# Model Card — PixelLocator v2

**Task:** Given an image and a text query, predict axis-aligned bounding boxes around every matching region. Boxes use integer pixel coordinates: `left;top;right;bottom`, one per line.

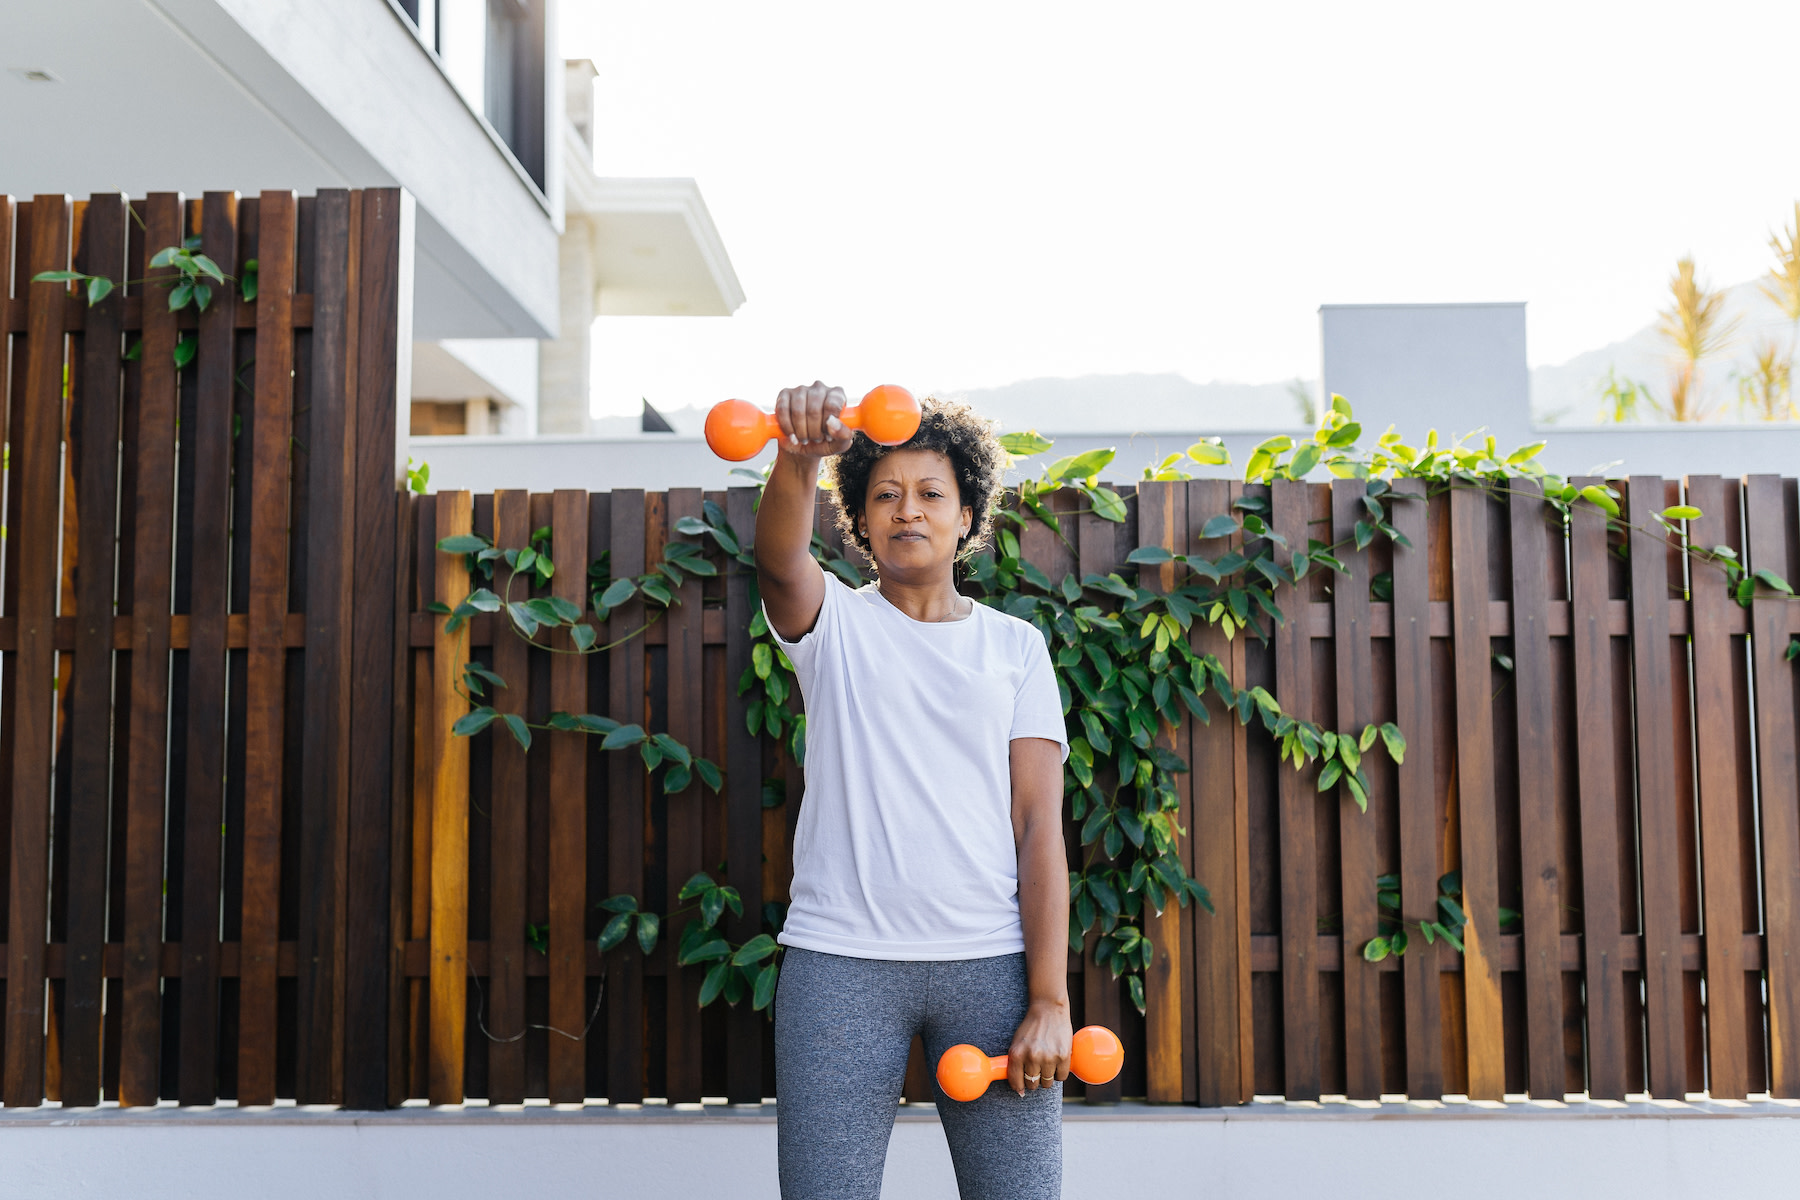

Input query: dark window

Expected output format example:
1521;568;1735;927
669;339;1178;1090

485;0;546;191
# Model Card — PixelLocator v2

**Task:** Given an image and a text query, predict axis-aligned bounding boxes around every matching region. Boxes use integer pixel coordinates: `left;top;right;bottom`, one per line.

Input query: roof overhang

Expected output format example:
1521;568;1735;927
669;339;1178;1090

565;146;745;317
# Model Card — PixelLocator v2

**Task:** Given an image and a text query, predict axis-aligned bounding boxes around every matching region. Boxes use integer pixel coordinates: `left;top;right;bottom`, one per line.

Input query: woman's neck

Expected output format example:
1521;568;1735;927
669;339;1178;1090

874;574;968;623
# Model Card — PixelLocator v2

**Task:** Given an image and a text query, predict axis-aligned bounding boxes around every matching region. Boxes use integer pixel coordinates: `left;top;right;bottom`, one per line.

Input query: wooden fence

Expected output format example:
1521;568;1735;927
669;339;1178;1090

5;193;1800;1111
0;191;411;1109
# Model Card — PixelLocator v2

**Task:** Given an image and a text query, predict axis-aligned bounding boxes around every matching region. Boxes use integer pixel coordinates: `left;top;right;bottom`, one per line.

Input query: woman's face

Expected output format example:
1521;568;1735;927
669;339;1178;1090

859;449;973;580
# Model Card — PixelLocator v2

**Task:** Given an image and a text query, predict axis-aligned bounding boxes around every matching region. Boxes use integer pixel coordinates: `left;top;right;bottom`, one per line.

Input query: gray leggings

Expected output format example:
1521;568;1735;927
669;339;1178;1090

773;947;1062;1200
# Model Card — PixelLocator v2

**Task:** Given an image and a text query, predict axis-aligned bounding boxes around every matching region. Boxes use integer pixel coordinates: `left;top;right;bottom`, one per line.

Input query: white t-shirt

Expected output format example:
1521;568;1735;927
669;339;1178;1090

768;569;1069;961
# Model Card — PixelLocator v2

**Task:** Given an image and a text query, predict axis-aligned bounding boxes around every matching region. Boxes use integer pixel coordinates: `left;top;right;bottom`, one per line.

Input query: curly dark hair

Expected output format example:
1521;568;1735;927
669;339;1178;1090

824;396;1004;569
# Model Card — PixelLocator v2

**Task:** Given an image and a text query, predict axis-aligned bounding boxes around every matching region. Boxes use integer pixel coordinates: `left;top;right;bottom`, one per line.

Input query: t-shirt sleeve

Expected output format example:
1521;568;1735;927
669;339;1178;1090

762;563;840;689
1010;627;1070;762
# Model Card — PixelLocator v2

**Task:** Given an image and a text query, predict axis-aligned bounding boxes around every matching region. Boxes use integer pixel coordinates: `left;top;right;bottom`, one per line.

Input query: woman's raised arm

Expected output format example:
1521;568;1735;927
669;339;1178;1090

756;381;857;642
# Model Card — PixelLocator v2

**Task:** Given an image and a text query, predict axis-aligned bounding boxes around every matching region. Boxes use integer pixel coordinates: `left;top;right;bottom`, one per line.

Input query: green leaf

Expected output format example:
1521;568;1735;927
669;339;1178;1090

571;623;597;651
732;934;780;966
1128;546;1174;565
1127;974;1146;1015
1186;438;1230;466
999;430;1055;457
1287;443;1322;478
635;911;661;955
1048;447;1116;484
1363;936;1390;962
1085;486;1128;523
168;281;193;311
1661;505;1702;522
753;962;780;1010
502;713;531;750
32;270;86;283
1379;722;1406;764
172;334;197;369
1388;928;1409;956
1578;484;1619;518
87;276;115;305
438;534;490;554
596;912;632;953
1753;568;1794;595
695;758;723;792
452;708;499;737
598;578;638;610
1201;514;1239;540
698;961;730;1006
600;723;646;750
597;893;638;914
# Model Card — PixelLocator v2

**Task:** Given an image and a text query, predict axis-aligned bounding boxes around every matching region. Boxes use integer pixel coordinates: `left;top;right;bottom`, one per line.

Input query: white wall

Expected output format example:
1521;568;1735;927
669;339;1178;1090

3;1101;1796;1199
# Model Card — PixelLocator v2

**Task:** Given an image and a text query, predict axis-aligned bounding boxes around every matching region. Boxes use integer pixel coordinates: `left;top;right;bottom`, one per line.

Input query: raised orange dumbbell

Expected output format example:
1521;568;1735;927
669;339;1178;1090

934;1025;1123;1102
703;384;920;462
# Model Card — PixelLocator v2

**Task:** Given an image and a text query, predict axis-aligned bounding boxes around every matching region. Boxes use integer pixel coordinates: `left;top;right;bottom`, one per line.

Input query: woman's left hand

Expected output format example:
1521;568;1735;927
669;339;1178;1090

1007;998;1072;1095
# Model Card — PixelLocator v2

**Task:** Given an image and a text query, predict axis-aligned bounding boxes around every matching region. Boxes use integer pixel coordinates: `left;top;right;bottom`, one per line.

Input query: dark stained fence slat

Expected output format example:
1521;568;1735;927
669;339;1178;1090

174;191;239;1106
1330;481;1381;1099
236;190;298;1104
547;490;590;1102
723;486;764;1103
1625;476;1689;1097
1568;478;1628;1099
1506;480;1567;1096
1387;480;1443;1098
1185;479;1252;1105
3;195;73;1107
1684;475;1751;1098
1448;484;1505;1100
347;189;410;1110
1270;480;1320;1100
1745;475;1800;1097
0;195;17;1099
60;193;127;1107
294;189;357;1105
1136;481;1186;1102
485;491;531;1102
605;489;647;1102
117;193;184;1106
663;487;706;1103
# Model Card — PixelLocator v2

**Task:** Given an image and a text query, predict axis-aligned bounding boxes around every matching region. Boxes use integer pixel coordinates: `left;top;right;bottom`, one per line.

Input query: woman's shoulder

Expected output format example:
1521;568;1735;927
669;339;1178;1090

974;597;1052;653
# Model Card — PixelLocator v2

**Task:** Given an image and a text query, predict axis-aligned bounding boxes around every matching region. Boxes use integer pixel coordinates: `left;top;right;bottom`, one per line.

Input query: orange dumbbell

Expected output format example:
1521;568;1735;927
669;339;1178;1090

934;1025;1123;1103
703;384;920;462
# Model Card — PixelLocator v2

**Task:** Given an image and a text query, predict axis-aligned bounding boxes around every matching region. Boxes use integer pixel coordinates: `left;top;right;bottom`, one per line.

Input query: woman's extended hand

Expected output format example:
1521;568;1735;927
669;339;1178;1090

774;380;857;460
1007;998;1072;1096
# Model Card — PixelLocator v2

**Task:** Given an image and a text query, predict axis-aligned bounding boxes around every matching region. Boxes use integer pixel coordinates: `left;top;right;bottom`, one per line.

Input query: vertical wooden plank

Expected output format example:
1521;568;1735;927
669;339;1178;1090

1388;480;1442;1098
1506;480;1567;1096
172;191;238;1106
114;193;184;1107
58;193;125;1106
485;491;531;1102
386;493;419;1106
1269;479;1320;1100
1186;479;1250;1105
1568;477;1628;1100
664;487;706;1103
546;490;590;1102
1330;481;1382;1099
1625;476;1688;1097
1448;484;1505;1099
1684;475;1750;1098
293;189;358;1105
347;188;411;1110
1746;475;1800;1096
1136;481;1186;1102
3;195;72;1107
235;191;297;1105
1078;493;1124;1103
723;486;764;1103
428;491;473;1103
605;490;648;1102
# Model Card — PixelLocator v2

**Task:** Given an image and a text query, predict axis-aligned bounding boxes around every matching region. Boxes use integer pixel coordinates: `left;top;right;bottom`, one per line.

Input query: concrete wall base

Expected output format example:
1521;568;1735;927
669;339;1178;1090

4;1098;1796;1198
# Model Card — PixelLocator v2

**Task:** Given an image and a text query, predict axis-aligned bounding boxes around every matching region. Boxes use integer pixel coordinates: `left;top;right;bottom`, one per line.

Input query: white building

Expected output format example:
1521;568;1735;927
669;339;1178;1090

2;0;743;439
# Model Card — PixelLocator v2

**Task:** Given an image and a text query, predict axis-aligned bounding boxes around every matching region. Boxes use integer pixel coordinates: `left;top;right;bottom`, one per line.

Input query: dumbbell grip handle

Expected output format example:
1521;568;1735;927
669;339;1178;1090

753;402;873;441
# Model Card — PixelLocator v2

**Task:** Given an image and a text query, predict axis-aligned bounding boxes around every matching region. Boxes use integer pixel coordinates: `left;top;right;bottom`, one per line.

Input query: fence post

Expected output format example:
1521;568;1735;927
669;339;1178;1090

345;186;414;1110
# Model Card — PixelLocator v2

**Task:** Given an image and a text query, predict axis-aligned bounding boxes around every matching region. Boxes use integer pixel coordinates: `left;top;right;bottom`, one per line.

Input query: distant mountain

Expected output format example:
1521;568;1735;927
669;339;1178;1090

610;373;1315;439
1532;280;1799;424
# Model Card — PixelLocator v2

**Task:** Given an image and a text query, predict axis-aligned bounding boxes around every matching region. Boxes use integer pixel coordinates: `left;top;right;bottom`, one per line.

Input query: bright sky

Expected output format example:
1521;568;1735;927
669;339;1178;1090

563;0;1800;419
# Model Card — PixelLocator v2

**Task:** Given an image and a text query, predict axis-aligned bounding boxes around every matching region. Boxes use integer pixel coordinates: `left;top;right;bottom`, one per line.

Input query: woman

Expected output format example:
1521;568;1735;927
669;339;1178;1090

757;381;1071;1200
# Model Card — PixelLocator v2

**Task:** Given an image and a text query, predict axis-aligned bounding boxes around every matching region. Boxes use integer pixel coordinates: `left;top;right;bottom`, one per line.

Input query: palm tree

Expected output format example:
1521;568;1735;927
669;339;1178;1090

1656;256;1738;421
1737;339;1793;421
1759;202;1800;418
